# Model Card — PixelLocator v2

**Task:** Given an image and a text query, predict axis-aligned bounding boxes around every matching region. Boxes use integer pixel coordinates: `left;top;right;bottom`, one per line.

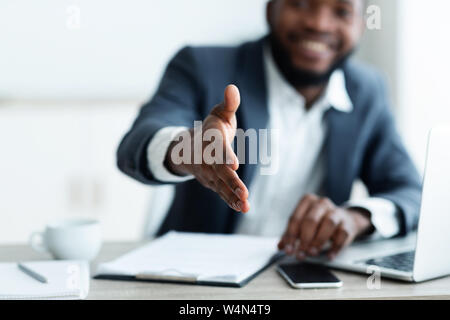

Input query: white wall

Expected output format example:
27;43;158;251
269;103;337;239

356;0;400;110
3;0;448;244
0;0;268;244
0;102;152;244
356;0;450;175
397;0;450;173
0;0;404;105
0;0;268;100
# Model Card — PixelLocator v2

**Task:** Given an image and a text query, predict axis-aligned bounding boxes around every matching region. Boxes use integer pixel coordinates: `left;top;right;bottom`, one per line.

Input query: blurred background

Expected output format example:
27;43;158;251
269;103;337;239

1;0;449;244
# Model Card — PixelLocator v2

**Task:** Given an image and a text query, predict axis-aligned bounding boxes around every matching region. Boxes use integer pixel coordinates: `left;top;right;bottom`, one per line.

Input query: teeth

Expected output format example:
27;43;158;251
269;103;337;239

301;40;328;53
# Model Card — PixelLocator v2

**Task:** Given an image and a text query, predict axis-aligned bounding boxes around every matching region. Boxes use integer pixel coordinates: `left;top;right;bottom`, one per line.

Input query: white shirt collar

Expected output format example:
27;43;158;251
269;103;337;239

263;44;353;113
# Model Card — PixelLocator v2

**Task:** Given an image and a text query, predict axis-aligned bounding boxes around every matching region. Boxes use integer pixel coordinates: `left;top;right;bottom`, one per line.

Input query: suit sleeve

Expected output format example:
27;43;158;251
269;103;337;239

360;76;422;236
116;47;202;185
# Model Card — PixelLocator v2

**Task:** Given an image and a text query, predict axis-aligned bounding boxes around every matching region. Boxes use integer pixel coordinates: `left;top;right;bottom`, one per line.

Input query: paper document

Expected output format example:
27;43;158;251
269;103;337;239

96;232;279;285
0;260;90;300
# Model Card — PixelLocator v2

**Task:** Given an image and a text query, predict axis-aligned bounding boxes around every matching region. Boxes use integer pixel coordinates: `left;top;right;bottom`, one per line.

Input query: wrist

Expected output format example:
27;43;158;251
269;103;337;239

347;208;374;237
164;129;194;177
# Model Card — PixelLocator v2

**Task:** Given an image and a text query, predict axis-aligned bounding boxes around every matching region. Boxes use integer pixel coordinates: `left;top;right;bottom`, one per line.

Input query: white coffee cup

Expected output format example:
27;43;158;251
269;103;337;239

29;218;102;261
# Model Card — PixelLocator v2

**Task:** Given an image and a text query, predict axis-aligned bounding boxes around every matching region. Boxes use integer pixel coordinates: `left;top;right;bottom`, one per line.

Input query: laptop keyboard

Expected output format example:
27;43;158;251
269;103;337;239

364;251;415;272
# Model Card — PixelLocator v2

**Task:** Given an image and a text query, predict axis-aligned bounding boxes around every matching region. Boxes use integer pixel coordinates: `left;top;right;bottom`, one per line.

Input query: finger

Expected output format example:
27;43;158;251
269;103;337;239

217;188;250;213
278;194;317;253
308;210;340;256
223;84;241;114
213;164;248;201
328;227;349;260
210;85;240;124
296;198;333;258
279;195;316;253
194;164;250;213
215;179;242;212
238;199;251;213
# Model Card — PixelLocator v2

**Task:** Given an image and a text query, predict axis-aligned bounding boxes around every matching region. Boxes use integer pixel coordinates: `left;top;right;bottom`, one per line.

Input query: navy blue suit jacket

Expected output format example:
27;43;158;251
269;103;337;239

117;37;422;236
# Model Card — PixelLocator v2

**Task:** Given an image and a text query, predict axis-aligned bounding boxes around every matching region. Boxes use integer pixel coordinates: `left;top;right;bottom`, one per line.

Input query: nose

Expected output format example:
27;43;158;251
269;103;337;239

302;4;335;33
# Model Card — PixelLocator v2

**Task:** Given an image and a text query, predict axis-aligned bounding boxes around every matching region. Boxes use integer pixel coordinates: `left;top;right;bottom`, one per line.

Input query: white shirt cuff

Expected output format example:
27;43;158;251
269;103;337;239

345;197;400;239
147;126;195;183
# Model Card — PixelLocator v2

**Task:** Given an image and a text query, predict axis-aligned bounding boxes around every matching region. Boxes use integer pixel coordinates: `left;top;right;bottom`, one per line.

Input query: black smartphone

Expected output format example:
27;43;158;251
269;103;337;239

277;262;342;289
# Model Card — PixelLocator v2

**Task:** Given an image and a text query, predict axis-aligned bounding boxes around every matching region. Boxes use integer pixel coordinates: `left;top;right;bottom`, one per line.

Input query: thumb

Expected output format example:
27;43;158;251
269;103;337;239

224;84;240;114
211;84;241;123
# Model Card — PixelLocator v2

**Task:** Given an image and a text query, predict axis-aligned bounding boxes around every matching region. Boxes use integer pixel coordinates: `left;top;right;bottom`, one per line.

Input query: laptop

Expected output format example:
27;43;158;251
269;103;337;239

307;126;450;282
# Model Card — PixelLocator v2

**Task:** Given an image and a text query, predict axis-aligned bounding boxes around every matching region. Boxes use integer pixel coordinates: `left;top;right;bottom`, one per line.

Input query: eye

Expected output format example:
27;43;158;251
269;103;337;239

335;7;353;19
290;0;309;9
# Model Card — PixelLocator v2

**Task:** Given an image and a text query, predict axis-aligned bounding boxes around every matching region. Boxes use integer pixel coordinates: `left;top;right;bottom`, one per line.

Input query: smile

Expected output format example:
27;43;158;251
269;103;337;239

299;40;329;53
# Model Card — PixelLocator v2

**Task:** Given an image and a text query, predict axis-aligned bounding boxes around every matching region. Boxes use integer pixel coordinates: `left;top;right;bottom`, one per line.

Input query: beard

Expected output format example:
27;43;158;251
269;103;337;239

269;33;354;88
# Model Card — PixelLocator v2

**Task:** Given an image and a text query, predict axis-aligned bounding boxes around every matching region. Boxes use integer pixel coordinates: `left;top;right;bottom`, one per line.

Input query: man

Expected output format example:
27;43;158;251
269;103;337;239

117;0;422;261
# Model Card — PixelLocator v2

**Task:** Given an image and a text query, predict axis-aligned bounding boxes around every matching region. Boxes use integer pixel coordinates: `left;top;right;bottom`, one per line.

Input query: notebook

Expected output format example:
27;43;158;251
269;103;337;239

0;260;90;300
95;231;282;287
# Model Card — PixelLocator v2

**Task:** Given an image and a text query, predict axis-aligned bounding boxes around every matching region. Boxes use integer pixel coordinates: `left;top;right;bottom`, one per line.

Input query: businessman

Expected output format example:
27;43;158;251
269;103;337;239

117;0;422;260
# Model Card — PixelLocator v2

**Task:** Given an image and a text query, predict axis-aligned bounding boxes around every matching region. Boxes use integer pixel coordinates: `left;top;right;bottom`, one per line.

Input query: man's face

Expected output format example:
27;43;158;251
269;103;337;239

267;0;364;75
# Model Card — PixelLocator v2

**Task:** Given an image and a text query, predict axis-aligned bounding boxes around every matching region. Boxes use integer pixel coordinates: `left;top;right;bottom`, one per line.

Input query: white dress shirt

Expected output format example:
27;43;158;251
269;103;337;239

146;45;400;239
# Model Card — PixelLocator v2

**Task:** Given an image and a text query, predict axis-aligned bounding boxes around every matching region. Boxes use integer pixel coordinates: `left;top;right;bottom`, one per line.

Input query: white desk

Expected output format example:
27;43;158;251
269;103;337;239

2;242;450;300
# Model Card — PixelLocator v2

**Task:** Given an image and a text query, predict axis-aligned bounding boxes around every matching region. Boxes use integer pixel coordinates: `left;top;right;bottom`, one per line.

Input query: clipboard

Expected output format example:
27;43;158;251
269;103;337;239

94;232;283;288
94;252;283;288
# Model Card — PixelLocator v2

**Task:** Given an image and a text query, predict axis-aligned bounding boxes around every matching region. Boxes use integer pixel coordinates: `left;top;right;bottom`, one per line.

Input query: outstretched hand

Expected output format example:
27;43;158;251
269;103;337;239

165;85;250;213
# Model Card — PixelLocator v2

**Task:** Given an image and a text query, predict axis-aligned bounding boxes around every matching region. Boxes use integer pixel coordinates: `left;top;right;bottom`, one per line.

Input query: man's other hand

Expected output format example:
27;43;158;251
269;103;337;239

165;85;250;213
278;194;373;260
